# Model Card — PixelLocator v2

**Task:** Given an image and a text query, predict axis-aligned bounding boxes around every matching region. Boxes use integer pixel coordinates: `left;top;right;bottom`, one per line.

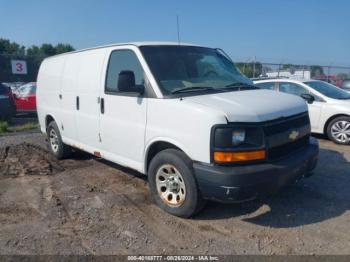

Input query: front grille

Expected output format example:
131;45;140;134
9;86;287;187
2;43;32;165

264;113;310;161
264;113;310;136
268;136;309;161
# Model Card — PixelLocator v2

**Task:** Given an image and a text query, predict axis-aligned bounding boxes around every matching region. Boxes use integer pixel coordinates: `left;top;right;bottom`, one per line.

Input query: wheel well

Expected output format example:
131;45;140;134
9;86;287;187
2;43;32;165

324;114;350;135
146;141;182;173
45;115;55;130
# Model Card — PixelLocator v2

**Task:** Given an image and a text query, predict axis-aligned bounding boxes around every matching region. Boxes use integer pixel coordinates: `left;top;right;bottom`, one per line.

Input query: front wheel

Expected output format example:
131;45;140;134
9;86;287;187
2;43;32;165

148;149;205;218
327;116;350;145
47;121;72;159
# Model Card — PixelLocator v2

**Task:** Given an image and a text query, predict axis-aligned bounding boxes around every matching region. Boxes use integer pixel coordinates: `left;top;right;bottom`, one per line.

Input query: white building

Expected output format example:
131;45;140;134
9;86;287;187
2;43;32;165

265;70;311;79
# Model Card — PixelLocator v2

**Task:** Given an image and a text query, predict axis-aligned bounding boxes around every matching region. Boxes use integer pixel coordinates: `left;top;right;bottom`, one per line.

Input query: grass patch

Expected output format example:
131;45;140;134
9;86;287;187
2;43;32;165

0;121;9;133
12;122;39;132
0;121;39;134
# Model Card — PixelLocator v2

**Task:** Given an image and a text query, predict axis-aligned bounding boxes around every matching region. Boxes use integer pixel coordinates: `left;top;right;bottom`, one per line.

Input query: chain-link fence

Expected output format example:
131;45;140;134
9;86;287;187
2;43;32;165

236;62;350;87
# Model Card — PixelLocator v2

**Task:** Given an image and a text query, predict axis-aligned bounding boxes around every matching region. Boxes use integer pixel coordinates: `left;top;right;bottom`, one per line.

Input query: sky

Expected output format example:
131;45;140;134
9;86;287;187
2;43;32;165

1;0;349;66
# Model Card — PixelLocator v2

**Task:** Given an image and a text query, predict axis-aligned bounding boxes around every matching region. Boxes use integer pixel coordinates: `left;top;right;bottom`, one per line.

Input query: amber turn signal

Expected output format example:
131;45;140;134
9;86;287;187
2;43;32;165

214;150;266;163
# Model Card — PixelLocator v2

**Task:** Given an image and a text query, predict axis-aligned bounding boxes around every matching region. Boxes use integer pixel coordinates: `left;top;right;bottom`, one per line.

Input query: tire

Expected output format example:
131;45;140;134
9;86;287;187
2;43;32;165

47;121;72;159
326;116;350;145
148;149;205;218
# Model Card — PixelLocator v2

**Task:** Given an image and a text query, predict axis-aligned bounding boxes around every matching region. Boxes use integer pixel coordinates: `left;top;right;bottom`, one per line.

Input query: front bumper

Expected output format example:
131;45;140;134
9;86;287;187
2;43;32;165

193;137;319;202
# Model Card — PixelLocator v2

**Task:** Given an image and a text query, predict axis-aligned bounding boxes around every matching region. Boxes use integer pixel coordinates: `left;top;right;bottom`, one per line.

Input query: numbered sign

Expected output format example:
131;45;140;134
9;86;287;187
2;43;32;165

11;60;28;75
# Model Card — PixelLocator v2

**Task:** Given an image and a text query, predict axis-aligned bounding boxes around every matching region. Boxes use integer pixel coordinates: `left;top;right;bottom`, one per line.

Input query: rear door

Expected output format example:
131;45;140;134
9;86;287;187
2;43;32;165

99;47;148;171
60;54;80;141
75;49;107;151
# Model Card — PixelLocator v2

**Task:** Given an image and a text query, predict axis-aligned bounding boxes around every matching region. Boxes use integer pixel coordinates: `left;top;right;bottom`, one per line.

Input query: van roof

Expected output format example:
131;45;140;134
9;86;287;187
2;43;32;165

44;41;202;60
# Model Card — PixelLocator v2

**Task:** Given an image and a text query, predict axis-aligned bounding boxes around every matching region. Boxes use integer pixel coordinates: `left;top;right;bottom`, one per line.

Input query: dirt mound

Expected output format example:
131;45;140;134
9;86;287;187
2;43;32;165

0;143;64;177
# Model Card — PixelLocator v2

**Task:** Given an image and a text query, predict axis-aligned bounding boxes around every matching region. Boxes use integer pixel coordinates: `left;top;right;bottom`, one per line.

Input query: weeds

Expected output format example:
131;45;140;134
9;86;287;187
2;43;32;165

0;121;9;133
0;121;39;134
12;122;39;132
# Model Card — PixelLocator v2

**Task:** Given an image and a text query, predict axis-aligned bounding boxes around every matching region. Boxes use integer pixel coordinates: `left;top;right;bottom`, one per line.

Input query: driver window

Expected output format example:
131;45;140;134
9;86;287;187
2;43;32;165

105;50;144;93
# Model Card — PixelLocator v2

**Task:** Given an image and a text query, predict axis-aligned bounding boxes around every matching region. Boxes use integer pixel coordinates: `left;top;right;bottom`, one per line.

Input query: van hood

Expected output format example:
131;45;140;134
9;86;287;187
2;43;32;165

183;89;308;122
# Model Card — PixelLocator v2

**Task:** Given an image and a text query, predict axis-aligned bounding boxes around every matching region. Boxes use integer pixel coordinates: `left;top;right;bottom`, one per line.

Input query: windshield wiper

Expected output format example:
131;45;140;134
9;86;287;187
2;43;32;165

171;86;215;94
223;82;259;90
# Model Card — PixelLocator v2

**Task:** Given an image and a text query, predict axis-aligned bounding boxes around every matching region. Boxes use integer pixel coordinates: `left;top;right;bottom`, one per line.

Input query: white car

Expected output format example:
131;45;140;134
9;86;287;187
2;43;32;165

341;80;350;93
37;42;318;217
254;78;350;145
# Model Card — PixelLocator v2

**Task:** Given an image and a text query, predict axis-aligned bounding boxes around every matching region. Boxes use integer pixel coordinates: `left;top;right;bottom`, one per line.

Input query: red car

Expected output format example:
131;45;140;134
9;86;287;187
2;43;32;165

14;82;37;113
314;75;342;87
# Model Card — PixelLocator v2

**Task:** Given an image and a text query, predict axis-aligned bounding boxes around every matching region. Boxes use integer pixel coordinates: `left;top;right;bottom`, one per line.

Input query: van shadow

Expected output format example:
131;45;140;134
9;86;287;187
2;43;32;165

195;147;350;228
69;146;350;228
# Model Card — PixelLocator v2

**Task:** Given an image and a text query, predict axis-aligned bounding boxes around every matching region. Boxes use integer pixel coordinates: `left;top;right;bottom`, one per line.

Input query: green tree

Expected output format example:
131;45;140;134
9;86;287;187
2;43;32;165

40;44;56;56
0;39;25;56
0;39;26;82
0;38;75;82
55;43;74;54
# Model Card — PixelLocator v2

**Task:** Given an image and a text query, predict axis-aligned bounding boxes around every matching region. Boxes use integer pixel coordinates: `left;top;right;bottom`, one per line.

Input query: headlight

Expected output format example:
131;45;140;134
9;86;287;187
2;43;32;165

212;125;265;163
232;129;245;146
213;126;263;148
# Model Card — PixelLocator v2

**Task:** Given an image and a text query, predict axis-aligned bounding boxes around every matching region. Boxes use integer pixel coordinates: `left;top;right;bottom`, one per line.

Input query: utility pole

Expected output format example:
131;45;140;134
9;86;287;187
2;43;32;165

253;55;257;78
176;15;181;44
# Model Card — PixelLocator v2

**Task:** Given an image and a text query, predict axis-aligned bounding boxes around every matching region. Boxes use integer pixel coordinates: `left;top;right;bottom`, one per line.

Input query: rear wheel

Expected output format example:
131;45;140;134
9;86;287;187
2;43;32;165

47;121;72;159
148;149;205;218
327;116;350;145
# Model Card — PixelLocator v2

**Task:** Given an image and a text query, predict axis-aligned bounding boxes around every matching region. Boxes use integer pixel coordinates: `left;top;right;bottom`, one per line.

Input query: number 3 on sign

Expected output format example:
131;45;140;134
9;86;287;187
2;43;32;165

16;63;23;72
11;60;27;75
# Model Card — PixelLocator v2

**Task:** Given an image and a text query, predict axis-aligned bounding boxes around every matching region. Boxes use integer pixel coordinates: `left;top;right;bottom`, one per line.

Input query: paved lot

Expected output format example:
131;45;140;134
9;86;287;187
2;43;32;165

0;132;349;255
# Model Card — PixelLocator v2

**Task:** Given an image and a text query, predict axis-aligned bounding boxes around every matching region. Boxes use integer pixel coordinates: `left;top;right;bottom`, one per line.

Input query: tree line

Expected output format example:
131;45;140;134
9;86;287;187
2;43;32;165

0;38;74;82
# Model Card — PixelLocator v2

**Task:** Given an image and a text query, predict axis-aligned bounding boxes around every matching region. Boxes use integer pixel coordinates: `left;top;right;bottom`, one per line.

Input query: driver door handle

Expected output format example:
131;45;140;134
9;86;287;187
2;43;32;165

76;96;80;110
100;98;105;114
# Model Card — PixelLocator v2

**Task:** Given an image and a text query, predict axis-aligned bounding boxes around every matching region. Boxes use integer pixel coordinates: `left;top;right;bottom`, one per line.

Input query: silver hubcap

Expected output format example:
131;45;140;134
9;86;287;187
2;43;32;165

156;164;186;207
49;129;59;153
331;120;350;143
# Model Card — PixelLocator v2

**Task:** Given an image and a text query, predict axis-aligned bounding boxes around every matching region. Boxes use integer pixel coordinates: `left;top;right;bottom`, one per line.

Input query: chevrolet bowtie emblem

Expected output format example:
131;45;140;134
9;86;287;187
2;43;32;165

289;130;299;141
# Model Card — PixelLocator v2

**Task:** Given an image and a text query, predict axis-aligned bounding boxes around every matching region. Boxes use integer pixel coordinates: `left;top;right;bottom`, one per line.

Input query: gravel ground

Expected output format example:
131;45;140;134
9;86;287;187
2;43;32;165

0;132;349;255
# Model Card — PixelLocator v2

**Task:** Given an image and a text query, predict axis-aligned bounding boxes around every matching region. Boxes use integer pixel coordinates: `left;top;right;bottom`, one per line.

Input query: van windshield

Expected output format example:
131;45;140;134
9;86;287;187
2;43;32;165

140;46;253;95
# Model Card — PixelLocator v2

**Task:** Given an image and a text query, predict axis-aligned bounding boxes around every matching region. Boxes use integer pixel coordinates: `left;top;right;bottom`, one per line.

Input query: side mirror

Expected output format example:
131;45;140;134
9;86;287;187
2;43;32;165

301;93;315;104
117;70;144;95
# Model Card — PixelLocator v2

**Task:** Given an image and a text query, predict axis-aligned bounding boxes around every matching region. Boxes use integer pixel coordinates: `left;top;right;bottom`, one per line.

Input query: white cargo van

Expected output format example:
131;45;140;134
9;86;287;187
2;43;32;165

37;42;318;217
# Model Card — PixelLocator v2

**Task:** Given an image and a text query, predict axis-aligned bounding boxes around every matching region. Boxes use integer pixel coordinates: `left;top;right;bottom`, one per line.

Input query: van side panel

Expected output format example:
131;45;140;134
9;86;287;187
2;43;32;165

60;53;81;141
145;99;227;168
37;56;66;133
75;49;107;149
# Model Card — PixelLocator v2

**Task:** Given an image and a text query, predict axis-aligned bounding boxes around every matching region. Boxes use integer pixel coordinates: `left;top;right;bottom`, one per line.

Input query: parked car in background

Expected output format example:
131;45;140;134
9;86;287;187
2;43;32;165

14;82;37;113
2;82;26;95
0;83;16;121
314;75;342;87
341;79;350;93
254;78;350;145
37;42;318;217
